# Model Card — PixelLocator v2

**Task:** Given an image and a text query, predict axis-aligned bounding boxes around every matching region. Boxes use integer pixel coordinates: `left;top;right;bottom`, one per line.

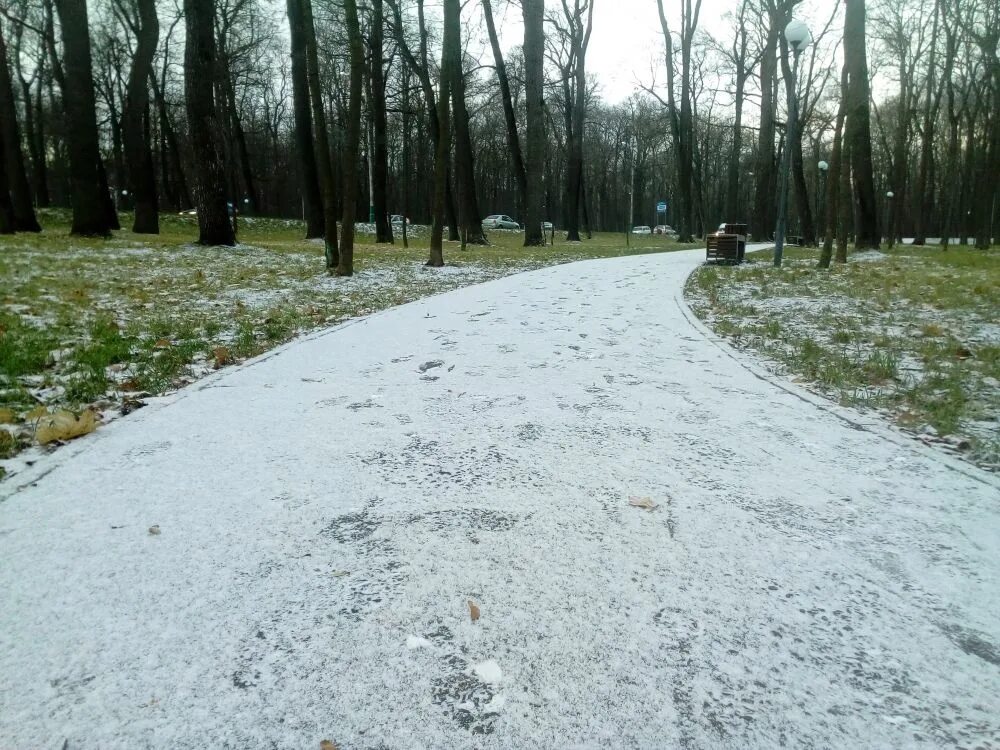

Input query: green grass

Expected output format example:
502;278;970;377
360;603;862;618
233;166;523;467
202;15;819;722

686;243;1000;469
0;209;697;468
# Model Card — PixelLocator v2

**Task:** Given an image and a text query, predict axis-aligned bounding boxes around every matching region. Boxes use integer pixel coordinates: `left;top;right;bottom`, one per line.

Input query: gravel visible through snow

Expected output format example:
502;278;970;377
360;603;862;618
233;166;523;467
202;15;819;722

1;248;999;748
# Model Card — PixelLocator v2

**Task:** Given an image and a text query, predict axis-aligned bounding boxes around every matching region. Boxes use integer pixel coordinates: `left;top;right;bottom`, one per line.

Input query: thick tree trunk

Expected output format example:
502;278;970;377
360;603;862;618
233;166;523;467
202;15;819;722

183;0;235;246
55;0;112;236
753;24;778;241
371;0;393;243
450;48;487;245
844;0;879;249
339;0;364;275
301;0;339;268
522;0;545;246
428;0;456;266
122;0;160;234
287;0;324;238
0;27;40;231
0;128;14;233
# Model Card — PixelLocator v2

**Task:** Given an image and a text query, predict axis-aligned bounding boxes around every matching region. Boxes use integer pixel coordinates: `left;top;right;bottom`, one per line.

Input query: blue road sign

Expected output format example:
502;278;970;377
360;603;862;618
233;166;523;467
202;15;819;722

656;201;667;212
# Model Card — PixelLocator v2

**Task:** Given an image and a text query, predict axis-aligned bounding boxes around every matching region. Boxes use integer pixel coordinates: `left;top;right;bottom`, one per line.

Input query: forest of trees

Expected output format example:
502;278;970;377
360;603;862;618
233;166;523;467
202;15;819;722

0;0;998;263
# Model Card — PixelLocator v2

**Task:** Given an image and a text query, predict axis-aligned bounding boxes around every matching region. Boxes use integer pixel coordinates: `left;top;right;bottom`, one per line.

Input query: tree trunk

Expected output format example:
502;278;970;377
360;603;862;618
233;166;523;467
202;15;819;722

522;0;545;246
913;1;942;246
339;0;364;275
0;127;15;233
428;0;456;266
287;0;323;238
55;0;112;236
371;0;393;243
122;0;160;234
726;67;746;218
150;74;190;210
301;0;339;269
0;27;40;231
483;0;528;211
450;41;487;245
183;0;235;246
778;39;814;246
753;23;778;241
819;65;848;269
844;0;879;249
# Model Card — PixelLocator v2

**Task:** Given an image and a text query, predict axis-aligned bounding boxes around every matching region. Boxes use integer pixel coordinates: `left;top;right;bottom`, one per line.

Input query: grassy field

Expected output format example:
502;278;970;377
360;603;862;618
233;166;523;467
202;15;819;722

686;244;1000;470
0;210;694;475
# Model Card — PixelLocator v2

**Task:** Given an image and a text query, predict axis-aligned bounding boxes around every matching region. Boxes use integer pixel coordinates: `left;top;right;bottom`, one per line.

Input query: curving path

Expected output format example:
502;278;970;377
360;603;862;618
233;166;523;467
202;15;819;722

2;249;999;749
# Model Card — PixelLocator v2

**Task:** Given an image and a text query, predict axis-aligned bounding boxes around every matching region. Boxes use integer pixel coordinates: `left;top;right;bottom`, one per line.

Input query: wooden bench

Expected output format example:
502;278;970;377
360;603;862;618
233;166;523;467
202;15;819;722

706;222;748;264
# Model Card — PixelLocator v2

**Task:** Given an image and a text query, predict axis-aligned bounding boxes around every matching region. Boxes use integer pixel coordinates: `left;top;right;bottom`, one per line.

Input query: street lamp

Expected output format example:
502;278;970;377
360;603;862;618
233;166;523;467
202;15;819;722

773;18;811;267
885;191;894;248
817;160;829;244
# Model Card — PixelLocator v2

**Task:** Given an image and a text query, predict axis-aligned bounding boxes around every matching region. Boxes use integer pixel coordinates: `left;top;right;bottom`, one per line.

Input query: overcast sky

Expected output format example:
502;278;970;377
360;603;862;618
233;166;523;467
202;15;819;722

485;0;838;104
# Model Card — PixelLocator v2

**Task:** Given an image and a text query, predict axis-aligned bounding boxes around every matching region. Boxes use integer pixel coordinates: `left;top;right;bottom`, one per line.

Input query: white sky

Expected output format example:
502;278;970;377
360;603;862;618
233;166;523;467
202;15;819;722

483;0;839;104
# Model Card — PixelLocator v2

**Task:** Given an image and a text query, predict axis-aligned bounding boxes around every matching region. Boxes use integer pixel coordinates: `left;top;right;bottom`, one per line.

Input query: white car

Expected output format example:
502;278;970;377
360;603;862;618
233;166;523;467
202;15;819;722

390;215;410;225
483;214;520;230
632;225;652;235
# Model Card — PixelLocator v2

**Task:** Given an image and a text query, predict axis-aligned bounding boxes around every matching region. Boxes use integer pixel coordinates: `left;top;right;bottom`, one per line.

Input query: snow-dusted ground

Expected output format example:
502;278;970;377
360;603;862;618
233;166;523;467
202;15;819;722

2;248;999;748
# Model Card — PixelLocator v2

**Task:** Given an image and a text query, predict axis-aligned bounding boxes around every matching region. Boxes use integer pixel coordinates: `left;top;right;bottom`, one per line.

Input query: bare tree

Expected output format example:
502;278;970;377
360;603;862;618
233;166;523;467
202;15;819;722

54;0;114;236
183;0;235;245
844;0;879;249
522;0;545;246
116;0;159;234
339;0;364;275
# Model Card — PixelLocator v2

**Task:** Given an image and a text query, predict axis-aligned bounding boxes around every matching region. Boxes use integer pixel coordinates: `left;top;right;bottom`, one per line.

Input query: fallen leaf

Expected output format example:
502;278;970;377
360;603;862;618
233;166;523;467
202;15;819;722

320;741;338;750
154;338;171;349
0;407;16;424
35;409;97;445
212;346;232;369
955;346;972;359
628;495;658;510
26;405;49;420
331;569;351;577
148;525;161;536
468;600;481;622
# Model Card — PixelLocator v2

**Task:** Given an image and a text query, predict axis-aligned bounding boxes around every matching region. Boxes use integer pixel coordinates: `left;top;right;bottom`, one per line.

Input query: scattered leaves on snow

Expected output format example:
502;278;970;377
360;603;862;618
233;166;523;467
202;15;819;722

35;409;97;445
628;495;658;510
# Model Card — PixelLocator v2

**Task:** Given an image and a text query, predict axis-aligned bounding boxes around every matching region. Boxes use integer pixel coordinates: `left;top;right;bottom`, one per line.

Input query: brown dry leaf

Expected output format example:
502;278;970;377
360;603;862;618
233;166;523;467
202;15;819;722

628;495;658;511
26;405;49;421
0;407;16;424
212;346;232;369
468;600;481;622
154;338;171;349
319;741;338;750
148;525;161;536
35;409;97;445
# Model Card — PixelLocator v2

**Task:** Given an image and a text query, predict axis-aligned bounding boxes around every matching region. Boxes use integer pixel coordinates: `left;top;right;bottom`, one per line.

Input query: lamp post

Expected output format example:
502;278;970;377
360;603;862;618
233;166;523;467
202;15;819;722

885;191;894;248
817;160;829;244
773;18;811;267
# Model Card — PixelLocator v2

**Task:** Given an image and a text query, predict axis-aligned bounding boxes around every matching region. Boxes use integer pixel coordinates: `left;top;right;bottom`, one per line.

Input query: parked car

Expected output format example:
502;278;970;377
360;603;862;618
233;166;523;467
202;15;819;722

632;225;652;235
542;221;554;231
390;215;410;225
483;214;520;230
654;224;676;235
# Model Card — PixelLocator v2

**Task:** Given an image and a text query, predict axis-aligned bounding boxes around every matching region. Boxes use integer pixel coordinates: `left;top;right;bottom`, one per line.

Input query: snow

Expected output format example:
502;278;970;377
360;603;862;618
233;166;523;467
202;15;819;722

1;248;999;748
472;660;503;684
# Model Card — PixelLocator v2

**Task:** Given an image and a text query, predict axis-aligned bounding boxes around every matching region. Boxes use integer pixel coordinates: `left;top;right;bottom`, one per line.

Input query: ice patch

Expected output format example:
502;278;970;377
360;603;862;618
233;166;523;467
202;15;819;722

472;659;503;684
406;635;433;650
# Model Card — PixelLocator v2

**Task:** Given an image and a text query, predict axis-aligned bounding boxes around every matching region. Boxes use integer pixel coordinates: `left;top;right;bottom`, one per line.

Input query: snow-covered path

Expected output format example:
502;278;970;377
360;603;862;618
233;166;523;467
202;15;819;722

2;249;999;749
